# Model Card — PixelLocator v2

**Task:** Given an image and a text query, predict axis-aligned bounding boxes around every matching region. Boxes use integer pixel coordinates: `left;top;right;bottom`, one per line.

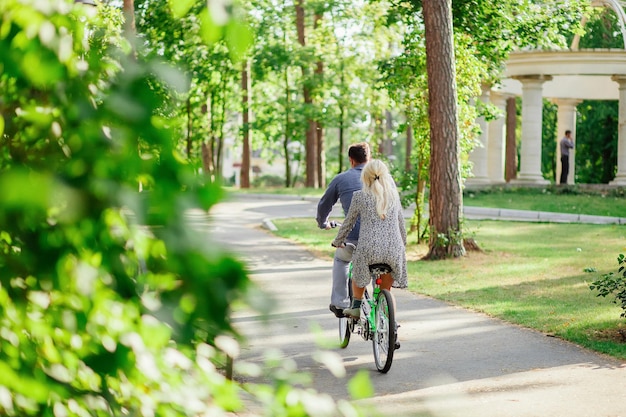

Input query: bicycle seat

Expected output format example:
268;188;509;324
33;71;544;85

369;263;392;274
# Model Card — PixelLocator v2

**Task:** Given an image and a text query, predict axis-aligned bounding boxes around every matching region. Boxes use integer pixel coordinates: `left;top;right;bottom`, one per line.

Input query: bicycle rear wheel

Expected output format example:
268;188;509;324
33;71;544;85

372;289;395;373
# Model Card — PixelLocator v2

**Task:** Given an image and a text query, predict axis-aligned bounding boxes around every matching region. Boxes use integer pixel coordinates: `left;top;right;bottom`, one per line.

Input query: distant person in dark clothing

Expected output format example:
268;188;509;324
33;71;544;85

559;130;574;185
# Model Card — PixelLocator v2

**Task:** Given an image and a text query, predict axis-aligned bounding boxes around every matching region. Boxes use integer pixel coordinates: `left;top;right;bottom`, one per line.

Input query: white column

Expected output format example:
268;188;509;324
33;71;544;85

610;75;626;185
553;99;581;185
487;92;507;184
511;75;551;185
467;87;491;185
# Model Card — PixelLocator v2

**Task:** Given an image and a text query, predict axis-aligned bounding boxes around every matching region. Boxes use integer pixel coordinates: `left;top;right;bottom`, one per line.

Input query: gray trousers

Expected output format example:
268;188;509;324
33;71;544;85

330;239;357;308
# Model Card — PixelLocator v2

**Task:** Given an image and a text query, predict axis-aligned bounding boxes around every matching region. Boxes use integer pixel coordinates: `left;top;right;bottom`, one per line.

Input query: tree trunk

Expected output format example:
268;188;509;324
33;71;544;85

379;110;393;157
284;66;293;188
212;89;225;183
186;97;192;158
405;119;413;172
123;0;135;33
296;0;318;188
215;82;226;182
123;0;136;59
505;96;518;182
200;103;212;180
314;13;325;188
317;122;325;187
414;173;427;243
241;61;251;188
281;18;293;188
338;105;345;174
374;112;384;153
423;0;465;259
338;65;345;174
209;93;216;179
201;142;212;182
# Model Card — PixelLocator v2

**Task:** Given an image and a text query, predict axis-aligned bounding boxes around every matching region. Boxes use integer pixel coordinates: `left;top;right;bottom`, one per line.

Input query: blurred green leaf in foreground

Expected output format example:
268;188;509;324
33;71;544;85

0;0;251;415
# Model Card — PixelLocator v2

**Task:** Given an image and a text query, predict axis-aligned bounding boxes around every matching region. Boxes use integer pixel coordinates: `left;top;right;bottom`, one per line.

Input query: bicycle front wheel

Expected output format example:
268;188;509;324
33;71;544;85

339;277;354;348
339;316;351;348
372;289;395;373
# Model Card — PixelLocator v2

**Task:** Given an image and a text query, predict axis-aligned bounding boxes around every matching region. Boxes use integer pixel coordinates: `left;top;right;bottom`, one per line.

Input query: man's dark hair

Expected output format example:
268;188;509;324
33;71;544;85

565;130;571;135
348;142;371;164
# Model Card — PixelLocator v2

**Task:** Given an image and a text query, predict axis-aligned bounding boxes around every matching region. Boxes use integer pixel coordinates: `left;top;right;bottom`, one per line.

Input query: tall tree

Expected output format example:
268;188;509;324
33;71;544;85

248;0;303;187
505;97;518;182
241;60;251;188
123;0;137;62
314;10;325;188
123;0;136;37
423;0;465;259
296;0;318;187
385;0;586;246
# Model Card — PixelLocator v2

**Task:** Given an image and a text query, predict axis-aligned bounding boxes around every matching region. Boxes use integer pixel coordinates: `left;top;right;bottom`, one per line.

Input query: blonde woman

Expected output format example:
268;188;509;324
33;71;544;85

331;159;407;320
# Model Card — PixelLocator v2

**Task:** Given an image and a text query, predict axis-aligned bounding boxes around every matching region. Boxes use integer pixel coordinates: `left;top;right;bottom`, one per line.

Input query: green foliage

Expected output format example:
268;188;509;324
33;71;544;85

433;229;463;251
136;0;246;181
246;1;307;185
379;15;430;196
590;254;626;319
252;174;285;188
247;0;410;185
576;7;625;49
380;17;485;241
347;370;374;400
575;100;618;184
0;2;378;416
542;100;558;182
396;0;587;82
0;1;250;415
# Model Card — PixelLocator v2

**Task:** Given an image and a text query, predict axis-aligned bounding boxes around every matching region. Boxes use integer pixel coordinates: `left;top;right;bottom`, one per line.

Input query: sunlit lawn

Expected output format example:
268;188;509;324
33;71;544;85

224;186;323;198
464;187;626;217
227;186;626;217
271;217;626;359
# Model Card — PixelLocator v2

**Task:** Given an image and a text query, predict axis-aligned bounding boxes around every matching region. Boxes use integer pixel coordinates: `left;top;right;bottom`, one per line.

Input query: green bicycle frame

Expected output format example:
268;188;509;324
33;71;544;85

350;263;381;334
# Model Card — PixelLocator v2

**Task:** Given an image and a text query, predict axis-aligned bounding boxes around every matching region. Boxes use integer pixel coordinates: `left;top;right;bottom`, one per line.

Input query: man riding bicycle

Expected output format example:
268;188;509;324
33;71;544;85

316;142;371;318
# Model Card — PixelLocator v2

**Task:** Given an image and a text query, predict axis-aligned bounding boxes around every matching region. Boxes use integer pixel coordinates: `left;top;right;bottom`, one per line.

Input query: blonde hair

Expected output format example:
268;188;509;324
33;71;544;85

361;159;397;219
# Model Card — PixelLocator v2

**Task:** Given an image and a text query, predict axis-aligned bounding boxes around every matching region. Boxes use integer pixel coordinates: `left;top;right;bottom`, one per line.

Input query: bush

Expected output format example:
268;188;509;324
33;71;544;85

252;174;285;187
590;254;626;318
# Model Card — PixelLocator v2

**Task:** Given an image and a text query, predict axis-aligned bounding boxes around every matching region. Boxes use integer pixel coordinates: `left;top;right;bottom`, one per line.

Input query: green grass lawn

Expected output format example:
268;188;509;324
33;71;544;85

227;185;626;217
464;187;626;217
270;217;626;359
224;186;323;198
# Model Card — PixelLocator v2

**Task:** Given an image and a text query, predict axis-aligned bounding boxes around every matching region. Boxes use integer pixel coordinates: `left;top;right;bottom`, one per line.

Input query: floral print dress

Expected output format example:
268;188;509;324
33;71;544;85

332;190;408;289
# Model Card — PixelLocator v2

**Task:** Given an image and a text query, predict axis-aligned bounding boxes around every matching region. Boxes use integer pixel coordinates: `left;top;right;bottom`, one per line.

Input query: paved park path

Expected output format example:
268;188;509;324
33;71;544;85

208;193;625;417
